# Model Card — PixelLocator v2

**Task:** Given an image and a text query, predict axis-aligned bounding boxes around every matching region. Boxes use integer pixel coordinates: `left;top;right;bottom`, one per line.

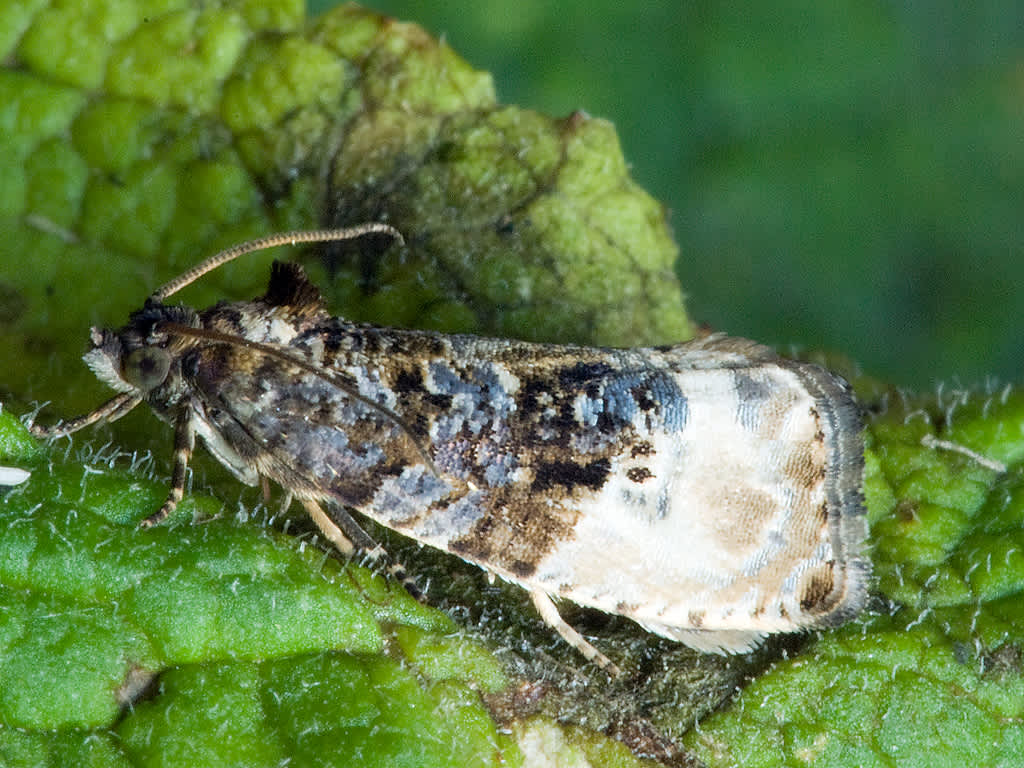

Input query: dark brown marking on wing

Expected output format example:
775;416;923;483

393;367;423;392
448;490;581;579
631;386;658;412
630;441;654;458
781;442;828;490
557;361;616;388
532;459;611;493
626;466;654;483
816;500;829;525
799;565;837;613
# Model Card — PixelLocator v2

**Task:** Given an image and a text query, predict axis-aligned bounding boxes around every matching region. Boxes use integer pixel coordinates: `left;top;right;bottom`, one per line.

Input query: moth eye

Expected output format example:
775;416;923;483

122;347;171;391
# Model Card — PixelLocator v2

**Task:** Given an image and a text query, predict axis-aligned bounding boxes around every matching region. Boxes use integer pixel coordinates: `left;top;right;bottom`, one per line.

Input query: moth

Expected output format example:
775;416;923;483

34;226;869;672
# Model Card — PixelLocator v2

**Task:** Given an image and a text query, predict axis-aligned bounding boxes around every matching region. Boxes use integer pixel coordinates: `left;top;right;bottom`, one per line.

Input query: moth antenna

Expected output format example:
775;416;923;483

150;224;405;302
158;323;440;477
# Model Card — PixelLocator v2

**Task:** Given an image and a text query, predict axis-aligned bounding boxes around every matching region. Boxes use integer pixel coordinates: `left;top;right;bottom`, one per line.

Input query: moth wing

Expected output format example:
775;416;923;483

188;343;427;506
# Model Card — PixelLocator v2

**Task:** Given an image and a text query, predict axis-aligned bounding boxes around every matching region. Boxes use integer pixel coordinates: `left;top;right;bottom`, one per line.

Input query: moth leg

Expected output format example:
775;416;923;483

140;410;194;528
530;590;619;675
275;489;294;518
30;392;142;438
301;498;359;557
300;498;423;601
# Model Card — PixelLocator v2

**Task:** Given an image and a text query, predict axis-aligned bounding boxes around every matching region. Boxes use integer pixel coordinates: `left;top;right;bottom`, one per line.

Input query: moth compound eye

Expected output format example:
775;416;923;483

122;347;171;391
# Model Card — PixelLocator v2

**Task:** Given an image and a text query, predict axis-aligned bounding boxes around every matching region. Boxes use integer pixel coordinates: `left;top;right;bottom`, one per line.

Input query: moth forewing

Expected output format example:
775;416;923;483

33;227;869;672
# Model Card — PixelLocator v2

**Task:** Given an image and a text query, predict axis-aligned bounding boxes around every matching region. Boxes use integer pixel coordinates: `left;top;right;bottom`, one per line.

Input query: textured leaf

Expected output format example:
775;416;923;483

4;1;1022;767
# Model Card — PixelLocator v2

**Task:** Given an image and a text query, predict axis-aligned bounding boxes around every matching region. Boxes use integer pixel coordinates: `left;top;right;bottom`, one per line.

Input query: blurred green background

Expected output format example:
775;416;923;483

315;0;1024;389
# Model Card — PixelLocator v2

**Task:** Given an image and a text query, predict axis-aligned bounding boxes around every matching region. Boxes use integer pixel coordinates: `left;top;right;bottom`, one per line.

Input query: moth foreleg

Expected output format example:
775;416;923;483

530;590;619;675
140;409;194;528
301;498;423;601
30;392;142;439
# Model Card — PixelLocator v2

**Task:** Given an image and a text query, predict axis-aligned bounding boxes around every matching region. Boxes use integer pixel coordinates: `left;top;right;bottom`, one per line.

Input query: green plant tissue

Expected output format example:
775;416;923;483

3;2;1023;768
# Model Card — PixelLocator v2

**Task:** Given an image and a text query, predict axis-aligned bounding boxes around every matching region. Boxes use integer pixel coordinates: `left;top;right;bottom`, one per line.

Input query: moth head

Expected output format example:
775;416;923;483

83;326;172;395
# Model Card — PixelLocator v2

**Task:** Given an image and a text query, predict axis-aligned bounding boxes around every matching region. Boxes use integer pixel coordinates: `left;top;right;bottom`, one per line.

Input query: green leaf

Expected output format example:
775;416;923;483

8;1;1023;766
113;655;517;768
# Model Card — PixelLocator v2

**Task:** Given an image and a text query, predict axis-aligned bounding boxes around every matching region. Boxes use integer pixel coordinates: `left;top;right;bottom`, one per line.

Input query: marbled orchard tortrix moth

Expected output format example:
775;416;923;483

33;226;869;672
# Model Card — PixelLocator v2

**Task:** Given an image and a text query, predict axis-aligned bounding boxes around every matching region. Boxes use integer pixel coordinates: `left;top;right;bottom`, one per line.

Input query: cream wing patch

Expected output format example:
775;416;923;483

525;359;865;650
